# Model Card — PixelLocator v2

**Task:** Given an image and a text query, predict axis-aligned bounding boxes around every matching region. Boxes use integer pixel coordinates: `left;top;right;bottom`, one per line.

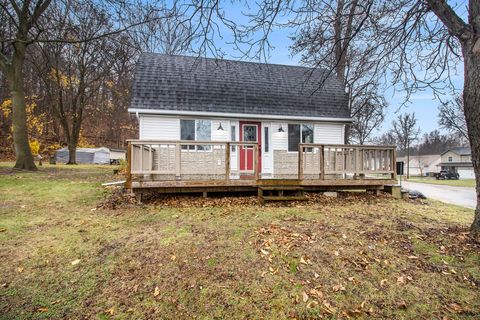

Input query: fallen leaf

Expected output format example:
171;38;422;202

380;279;387;287
347;276;355;282
397;301;407;309
16;267;24;273
170;255;176;261
446;303;463;313
154;286;160;297
322;300;336;314
397;276;406;284
302;291;309;302
332;284;346;292
37;307;48;312
334;251;340;256
407;255;418;259
306;300;319;309
0;228;6;232
300;256;310;265
71;259;81;266
106;307;114;315
314;272;320;279
310;288;323;299
260;249;269;255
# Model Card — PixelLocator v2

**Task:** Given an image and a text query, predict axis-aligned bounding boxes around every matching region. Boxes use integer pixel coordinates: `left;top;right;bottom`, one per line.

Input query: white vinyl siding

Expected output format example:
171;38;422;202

139;115;179;140
271;122;288;150
138;115;346;149
211;120;230;141
314;123;344;144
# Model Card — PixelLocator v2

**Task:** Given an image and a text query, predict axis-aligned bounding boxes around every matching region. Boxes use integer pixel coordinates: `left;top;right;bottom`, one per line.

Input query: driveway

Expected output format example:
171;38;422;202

401;181;477;209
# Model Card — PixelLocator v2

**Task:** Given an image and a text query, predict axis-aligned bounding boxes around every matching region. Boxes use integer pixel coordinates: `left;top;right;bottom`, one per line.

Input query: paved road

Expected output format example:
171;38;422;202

401;181;477;209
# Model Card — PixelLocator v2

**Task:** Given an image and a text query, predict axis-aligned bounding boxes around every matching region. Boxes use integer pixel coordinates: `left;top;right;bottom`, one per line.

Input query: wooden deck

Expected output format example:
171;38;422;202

125;140;397;197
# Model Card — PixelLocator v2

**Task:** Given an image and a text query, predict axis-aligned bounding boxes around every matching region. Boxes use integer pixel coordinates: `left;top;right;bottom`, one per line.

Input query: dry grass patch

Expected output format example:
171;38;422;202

0;163;478;319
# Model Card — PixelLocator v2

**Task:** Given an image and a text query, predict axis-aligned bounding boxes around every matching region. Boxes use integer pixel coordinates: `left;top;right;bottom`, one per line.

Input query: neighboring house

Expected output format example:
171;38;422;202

397;154;441;176
128;53;350;178
438;147;474;179
56;147;111;164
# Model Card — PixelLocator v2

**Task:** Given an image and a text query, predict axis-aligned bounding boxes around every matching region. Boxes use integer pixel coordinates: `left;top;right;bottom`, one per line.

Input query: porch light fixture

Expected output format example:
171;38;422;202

217;122;224;131
278;125;285;133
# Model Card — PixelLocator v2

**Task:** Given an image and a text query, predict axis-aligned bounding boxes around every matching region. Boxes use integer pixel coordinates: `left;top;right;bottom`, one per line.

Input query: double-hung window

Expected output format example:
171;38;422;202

288;124;314;152
180;119;211;150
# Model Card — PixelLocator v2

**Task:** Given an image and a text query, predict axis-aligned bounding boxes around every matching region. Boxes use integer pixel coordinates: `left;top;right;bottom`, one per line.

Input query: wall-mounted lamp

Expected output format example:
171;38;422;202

278;125;285;133
217;122;224;131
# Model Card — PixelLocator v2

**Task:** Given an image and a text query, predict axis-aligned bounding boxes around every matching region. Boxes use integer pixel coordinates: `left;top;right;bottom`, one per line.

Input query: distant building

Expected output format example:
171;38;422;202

55;147;125;164
397;154;441;176
438;147;474;179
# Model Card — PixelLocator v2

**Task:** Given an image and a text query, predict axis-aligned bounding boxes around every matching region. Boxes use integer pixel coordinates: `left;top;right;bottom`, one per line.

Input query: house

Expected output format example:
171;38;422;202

438;147;474;179
126;53;397;197
397;154;441;176
55;147;110;164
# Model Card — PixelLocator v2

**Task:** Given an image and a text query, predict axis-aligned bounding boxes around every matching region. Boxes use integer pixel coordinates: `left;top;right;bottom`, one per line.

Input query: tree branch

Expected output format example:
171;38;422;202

426;0;471;41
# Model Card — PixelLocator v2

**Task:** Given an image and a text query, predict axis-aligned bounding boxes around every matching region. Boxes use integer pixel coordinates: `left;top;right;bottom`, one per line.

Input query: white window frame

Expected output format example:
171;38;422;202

180;119;212;152
287;123;314;153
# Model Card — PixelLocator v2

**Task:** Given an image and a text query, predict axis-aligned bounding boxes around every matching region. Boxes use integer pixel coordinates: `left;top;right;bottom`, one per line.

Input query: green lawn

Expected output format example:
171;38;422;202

406;176;476;188
1;163;479;319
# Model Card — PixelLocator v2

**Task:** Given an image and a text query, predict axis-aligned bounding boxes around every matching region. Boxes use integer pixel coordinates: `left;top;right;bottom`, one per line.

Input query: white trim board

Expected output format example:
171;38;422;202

129;108;352;123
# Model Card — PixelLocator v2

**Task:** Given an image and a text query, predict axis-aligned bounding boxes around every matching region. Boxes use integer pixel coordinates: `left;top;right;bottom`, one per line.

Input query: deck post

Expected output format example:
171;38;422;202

319;145;325;180
254;144;259;180
175;142;181;179
392;148;397;180
225;142;230;181
126;142;132;190
148;145;152;173
298;145;304;180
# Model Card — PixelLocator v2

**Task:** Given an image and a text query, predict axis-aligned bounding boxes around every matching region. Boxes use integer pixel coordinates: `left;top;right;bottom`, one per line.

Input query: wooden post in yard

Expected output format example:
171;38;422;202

298;145;304;180
126;142;132;190
225;142;230;182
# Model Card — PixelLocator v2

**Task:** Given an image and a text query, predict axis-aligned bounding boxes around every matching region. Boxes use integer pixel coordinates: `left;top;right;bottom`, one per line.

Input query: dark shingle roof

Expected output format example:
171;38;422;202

130;53;350;119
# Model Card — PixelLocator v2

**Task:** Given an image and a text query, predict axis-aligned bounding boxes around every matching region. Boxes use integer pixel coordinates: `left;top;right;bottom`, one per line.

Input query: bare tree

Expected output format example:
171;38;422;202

0;0;170;169
235;0;480;237
439;93;468;143
289;0;390;143
350;92;386;144
392;113;420;179
0;0;52;170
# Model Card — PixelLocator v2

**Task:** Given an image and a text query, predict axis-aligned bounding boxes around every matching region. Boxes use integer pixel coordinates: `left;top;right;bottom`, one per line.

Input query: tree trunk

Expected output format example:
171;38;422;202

8;47;37;171
463;45;480;238
67;140;77;164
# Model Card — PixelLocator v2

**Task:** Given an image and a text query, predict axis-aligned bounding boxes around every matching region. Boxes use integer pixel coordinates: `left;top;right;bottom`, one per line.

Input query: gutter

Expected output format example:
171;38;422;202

127;108;353;123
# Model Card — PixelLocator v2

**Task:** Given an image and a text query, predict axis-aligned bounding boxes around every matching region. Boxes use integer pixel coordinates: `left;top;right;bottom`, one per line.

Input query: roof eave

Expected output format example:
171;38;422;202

128;108;352;123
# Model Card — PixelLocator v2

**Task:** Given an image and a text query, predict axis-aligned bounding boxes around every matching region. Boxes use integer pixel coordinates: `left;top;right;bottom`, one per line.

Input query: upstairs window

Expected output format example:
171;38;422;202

180;119;211;150
448;156;452;162
288;124;314;152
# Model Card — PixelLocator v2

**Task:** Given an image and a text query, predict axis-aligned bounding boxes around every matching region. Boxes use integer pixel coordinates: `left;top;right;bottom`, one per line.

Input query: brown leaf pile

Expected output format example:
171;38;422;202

97;187;140;210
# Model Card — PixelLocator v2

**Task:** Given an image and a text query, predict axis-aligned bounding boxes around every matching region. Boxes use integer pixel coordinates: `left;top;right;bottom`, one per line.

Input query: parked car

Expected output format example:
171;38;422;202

435;170;460;180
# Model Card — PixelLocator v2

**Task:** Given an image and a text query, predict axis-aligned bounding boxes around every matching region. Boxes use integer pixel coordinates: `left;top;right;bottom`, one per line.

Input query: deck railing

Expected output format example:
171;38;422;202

125;140;396;187
298;144;397;180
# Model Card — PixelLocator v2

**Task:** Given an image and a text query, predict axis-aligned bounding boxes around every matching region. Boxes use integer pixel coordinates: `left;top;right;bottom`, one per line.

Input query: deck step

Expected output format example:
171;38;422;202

262;196;308;201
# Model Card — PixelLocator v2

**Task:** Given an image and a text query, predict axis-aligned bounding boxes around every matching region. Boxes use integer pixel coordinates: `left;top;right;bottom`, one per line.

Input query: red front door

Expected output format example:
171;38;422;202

239;121;261;173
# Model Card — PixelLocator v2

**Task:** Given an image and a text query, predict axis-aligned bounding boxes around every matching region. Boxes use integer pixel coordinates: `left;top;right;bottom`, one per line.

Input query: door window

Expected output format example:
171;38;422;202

243;125;257;141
